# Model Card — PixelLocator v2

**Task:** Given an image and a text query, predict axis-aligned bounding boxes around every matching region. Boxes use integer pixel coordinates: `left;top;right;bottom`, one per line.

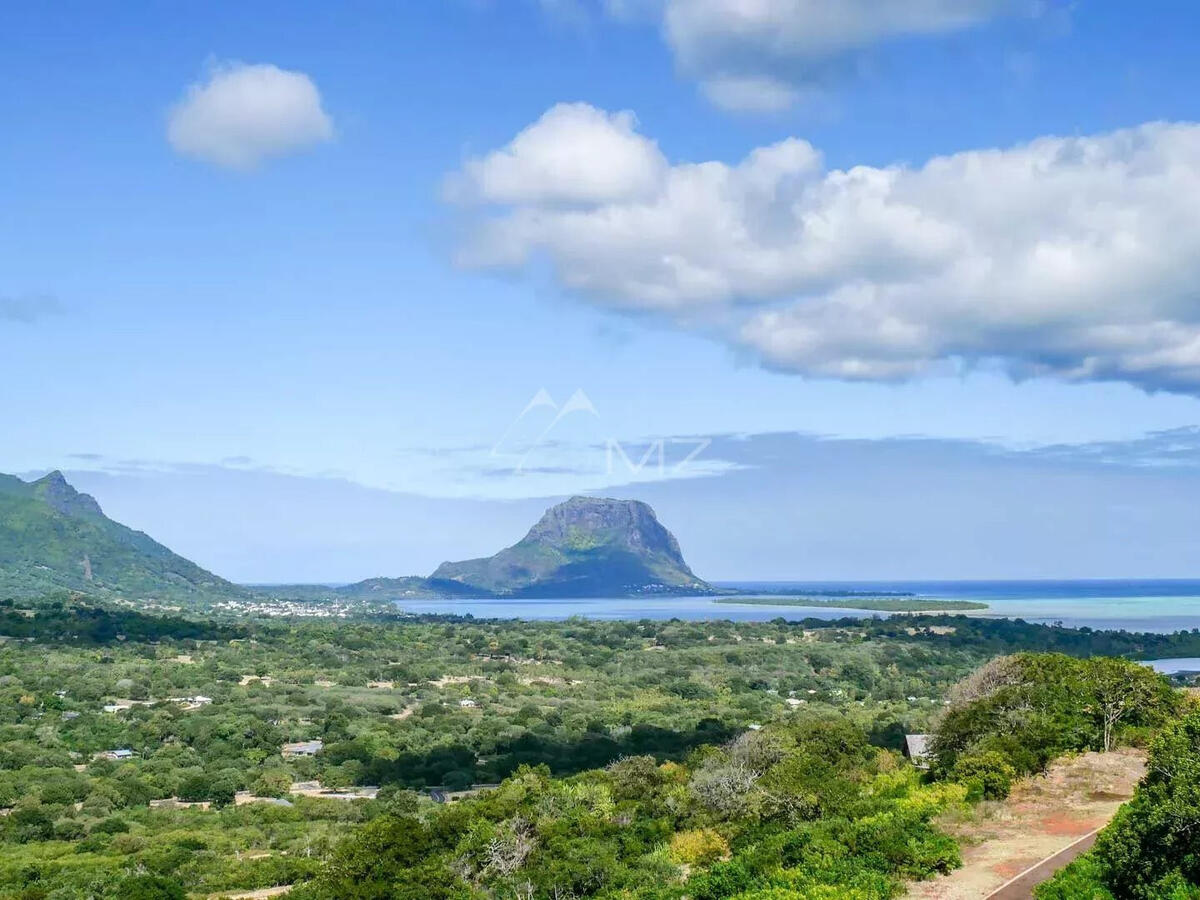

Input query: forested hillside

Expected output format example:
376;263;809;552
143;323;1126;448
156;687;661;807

0;597;1194;897
0;472;243;603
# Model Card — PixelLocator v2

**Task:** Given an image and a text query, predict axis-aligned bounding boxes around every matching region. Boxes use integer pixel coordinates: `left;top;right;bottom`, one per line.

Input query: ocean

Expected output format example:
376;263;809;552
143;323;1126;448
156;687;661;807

393;579;1200;633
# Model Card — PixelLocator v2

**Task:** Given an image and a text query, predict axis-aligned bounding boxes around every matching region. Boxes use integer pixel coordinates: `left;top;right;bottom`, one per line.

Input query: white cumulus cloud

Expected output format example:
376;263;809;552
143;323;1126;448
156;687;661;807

552;0;1028;111
449;105;1200;395
446;103;666;205
167;61;334;170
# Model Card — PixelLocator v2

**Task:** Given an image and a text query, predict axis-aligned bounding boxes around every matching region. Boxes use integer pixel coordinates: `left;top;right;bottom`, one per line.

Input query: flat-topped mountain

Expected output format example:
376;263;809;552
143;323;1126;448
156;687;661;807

0;471;243;602
429;496;712;597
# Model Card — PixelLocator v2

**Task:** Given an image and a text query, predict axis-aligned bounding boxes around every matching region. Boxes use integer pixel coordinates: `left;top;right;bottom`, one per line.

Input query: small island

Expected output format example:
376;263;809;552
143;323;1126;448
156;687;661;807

714;596;989;612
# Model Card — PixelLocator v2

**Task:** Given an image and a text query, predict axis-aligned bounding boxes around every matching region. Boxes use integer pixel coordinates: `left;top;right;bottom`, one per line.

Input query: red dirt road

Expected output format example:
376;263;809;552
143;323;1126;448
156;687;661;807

984;828;1103;899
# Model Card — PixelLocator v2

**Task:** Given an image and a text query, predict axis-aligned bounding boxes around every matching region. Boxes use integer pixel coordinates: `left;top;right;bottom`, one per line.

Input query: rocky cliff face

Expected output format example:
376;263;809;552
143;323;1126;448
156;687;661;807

30;471;105;520
430;496;709;597
523;496;688;562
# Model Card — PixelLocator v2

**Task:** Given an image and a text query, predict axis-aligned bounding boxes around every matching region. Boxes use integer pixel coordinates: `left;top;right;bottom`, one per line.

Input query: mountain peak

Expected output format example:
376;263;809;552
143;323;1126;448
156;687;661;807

0;469;242;602
32;470;105;519
524;496;686;560
431;496;708;597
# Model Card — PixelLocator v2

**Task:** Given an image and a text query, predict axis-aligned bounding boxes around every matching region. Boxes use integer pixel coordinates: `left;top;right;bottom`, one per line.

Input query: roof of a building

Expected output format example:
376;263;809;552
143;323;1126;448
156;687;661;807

281;739;324;754
904;734;932;761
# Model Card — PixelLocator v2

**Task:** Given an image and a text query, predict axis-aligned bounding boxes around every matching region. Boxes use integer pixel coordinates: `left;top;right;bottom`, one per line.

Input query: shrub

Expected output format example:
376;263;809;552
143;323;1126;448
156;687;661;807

1091;711;1200;898
669;829;730;866
688;858;758;900
110;833;147;854
52;818;85;841
91;816;130;835
8;807;54;843
251;769;293;798
690;758;762;819
1035;853;1113;899
606;755;665;800
950;751;1017;800
112;874;186;900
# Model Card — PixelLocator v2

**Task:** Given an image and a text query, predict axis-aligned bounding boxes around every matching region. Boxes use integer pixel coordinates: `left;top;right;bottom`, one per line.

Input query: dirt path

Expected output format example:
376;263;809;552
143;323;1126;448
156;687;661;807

906;748;1145;900
985;829;1103;899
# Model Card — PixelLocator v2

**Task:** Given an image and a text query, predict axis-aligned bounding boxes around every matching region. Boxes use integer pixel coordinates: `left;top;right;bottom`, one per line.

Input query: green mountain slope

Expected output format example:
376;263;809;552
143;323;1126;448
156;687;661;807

429;496;712;597
336;576;494;600
0;471;244;602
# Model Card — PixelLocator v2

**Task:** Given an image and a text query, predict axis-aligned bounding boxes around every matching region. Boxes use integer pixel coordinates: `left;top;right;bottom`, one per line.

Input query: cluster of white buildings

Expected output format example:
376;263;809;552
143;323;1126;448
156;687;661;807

212;598;357;618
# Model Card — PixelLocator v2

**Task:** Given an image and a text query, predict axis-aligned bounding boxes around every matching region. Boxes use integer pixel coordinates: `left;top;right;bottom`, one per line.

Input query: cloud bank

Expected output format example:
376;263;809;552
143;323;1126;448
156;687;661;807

450;106;1200;394
590;0;1026;110
54;427;1200;582
167;61;333;170
668;0;1020;109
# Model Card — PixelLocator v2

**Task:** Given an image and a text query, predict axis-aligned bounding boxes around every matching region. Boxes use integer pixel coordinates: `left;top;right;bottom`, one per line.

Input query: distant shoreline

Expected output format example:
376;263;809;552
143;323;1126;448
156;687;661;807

714;596;990;612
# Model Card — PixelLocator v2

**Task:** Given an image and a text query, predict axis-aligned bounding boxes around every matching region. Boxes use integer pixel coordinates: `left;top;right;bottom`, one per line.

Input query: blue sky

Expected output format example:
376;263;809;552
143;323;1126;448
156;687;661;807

5;1;1200;580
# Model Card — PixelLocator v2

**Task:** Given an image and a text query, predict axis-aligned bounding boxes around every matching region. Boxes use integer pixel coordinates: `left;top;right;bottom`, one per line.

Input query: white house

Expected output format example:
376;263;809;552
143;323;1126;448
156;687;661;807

167;695;213;709
281;740;324;758
94;748;134;761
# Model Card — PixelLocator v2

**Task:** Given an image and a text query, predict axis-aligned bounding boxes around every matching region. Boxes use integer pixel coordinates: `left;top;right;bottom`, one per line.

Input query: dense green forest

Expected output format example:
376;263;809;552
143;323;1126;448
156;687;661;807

290;650;1179;900
0;597;1196;898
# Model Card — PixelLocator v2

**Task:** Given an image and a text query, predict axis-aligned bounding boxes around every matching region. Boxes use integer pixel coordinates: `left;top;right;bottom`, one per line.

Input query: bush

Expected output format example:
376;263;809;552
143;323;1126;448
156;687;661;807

669;828;730;866
1090;711;1200;898
8;807;54;843
251;769;293;798
91;816;130;835
111;833;147;854
606;755;666;801
52;818;84;841
1035;853;1114;899
950;751;1017;800
310;815;464;899
112;874;186;900
176;774;211;803
688;858;758;900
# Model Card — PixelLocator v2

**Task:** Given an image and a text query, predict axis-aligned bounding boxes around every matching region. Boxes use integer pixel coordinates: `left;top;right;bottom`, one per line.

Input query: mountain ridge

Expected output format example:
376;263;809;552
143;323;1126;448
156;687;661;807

0;470;245;602
1;476;714;604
